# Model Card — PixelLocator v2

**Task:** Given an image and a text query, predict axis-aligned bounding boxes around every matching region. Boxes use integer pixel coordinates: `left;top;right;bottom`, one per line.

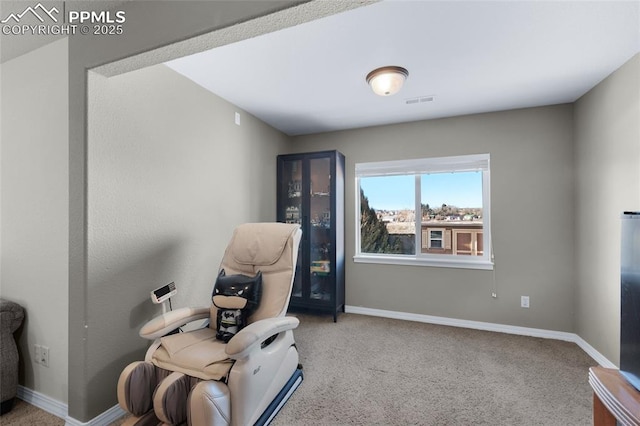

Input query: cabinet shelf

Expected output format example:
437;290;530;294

277;150;345;322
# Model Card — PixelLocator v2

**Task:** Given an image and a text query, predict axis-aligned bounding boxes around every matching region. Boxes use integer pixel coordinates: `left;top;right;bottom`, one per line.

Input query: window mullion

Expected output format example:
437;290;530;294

482;169;492;262
415;174;421;256
355;176;361;256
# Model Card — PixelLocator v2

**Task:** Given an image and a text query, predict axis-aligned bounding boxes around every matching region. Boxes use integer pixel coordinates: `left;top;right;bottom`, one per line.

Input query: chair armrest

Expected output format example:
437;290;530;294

139;306;210;340
226;316;299;360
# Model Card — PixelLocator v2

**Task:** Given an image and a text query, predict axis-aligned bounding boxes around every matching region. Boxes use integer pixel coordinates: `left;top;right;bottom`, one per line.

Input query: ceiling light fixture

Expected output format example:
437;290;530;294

366;66;409;96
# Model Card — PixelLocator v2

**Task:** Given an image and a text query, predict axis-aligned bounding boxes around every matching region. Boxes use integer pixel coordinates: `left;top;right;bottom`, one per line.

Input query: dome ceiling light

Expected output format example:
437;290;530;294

366;66;409;96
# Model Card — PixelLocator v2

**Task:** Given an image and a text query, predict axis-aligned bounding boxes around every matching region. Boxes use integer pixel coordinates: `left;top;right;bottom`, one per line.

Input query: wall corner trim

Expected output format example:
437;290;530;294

345;305;617;368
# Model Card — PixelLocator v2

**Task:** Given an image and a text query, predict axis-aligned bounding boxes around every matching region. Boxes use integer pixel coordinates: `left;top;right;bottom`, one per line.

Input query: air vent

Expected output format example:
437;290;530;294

405;95;435;105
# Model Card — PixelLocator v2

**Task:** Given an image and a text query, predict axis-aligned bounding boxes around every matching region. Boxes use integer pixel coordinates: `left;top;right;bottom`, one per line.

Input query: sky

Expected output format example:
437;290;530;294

360;171;483;211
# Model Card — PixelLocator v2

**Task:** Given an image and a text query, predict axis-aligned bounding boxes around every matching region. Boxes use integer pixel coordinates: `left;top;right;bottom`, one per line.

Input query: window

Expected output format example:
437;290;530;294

429;230;443;249
424;228;455;251
355;154;492;270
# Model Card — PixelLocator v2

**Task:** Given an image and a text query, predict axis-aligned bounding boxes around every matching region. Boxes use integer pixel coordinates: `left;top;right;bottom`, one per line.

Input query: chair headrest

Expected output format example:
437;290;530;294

229;223;300;266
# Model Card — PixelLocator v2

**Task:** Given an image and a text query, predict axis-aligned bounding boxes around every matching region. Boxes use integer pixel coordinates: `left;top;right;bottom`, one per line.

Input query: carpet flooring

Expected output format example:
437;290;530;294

274;313;596;425
3;313;597;425
0;399;64;425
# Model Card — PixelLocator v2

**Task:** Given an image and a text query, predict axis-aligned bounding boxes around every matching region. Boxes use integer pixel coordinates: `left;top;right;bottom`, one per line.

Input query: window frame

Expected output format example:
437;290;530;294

354;153;493;270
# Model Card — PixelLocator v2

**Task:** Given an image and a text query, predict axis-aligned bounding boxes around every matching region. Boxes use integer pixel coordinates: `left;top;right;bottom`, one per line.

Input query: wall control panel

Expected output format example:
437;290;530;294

151;282;177;304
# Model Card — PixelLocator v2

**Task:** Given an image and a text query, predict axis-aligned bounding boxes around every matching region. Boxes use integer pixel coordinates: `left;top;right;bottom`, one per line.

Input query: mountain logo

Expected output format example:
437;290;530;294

1;3;59;24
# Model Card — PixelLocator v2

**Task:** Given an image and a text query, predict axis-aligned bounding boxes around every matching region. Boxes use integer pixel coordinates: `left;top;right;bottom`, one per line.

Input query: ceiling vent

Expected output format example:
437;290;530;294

406;95;435;105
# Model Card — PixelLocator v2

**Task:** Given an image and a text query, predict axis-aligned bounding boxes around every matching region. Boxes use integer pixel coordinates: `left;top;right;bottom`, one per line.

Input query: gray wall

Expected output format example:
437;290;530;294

574;53;640;365
291;105;576;332
0;38;69;403
68;1;318;420
86;63;289;416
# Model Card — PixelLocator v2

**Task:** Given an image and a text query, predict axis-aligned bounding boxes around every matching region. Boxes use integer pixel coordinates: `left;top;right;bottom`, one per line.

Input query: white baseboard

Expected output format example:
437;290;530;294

17;385;125;426
345;305;617;368
572;335;617;369
64;404;126;426
17;385;67;419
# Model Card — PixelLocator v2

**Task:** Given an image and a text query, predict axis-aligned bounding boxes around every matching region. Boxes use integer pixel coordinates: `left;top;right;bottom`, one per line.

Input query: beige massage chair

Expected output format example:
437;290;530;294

118;223;303;425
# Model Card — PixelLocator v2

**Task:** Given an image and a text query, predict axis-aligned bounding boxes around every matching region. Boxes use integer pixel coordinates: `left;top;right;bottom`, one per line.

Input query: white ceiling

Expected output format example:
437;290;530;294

166;0;640;136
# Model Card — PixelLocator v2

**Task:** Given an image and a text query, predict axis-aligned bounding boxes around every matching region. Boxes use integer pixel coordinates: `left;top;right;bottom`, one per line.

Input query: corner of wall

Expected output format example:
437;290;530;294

573;53;640;366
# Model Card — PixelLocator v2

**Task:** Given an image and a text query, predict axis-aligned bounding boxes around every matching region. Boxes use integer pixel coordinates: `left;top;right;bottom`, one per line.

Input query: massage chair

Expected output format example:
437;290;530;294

117;223;303;425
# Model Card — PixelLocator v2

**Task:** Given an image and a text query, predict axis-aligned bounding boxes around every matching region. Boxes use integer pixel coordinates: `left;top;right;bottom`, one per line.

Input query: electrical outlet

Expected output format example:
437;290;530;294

34;344;41;364
41;346;49;367
521;296;530;308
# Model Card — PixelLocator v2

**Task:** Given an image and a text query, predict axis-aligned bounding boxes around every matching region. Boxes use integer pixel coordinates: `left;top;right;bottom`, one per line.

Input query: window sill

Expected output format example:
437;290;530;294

353;254;494;270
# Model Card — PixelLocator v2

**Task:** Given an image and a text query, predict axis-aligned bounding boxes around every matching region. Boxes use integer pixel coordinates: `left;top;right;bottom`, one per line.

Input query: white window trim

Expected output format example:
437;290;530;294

354;153;493;271
354;253;494;270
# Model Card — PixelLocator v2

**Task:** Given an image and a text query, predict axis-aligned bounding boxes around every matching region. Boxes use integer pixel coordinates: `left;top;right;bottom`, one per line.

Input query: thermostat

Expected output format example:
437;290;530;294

151;282;177;304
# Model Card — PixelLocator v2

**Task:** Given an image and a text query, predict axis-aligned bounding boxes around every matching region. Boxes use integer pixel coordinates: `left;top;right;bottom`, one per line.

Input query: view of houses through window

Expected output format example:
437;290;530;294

356;154;490;265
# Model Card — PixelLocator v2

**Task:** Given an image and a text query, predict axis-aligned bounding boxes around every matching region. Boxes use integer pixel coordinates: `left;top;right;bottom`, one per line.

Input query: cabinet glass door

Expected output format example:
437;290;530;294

280;159;303;299
309;157;332;301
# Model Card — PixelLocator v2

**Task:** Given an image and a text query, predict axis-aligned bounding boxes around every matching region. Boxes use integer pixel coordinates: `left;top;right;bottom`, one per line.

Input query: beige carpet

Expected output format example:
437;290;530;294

3;313;597;425
274;313;596;426
0;399;64;425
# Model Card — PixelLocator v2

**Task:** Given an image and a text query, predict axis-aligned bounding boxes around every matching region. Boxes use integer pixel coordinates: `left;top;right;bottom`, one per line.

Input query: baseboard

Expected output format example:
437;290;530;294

17;385;67;419
17;385;125;426
345;305;617;368
64;404;126;426
572;335;617;369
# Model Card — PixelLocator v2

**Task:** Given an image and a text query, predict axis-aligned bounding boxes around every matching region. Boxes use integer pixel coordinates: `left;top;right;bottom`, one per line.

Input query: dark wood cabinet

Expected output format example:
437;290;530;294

277;150;345;321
